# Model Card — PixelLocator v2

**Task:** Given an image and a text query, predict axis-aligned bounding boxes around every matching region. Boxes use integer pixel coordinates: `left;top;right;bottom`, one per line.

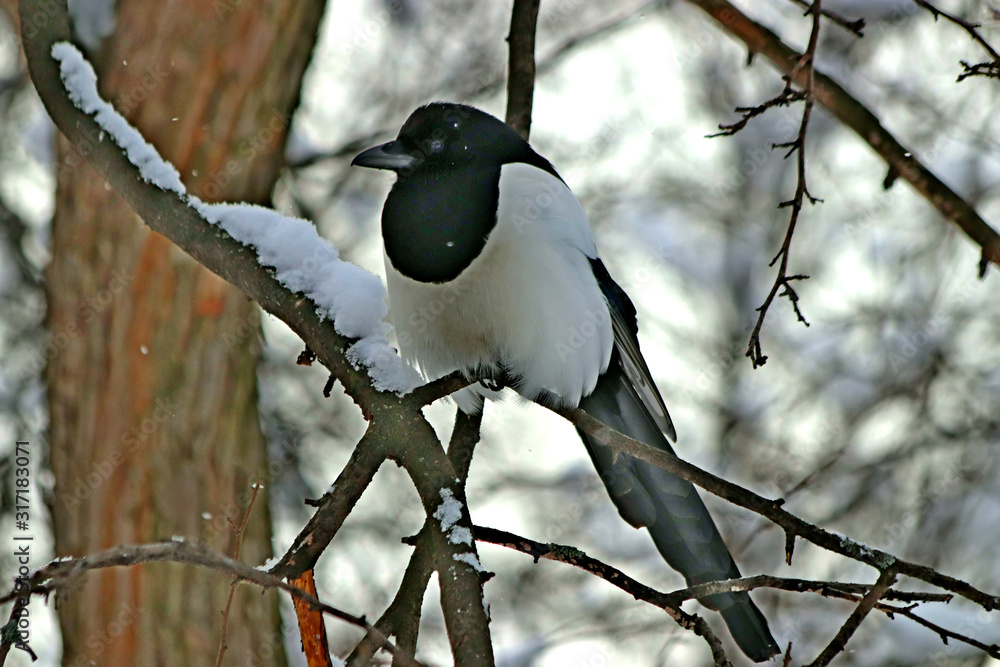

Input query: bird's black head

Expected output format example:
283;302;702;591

352;102;560;284
352;102;542;176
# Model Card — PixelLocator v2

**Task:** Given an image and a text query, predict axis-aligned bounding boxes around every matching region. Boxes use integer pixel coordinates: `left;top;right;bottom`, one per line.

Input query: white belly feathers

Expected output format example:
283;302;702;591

385;163;614;412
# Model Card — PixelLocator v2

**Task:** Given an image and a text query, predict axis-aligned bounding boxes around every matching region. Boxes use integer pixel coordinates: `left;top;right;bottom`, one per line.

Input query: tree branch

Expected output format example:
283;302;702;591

666;575;951;606
913;0;1000;81
348;409;487;667
474;525;733;666
0;541;421;666
289;569;335;667
406;370;472;406
216;483;263;667
786;0;864;37
685;0;1000;270
19;0;383;413
477;524;990;663
876;601;1000;658
272;432;386;579
346;531;436;667
550;405;1000;618
505;0;541;140
19;4;495;664
807;567;897;666
744;0;823;367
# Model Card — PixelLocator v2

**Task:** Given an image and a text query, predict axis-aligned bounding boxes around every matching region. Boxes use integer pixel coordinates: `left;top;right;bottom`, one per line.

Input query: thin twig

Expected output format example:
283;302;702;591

215;482;262;667
666;575;952;605
786;0;865;36
549;404;1000;616
875;601;1000;657
913;0;1000;81
686;0;1000;273
958;60;1000;81
808;567;898;666
1;541;422;666
476;524;993;663
474;525;733;666
706;88;807;138
743;0;824;368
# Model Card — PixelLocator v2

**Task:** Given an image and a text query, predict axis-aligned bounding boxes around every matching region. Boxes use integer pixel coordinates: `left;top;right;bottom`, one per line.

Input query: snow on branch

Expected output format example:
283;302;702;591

25;8;494;659
51;41;420;394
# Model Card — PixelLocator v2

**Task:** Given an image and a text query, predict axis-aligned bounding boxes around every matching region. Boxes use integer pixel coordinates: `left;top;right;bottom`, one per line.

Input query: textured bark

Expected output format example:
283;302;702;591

45;1;326;664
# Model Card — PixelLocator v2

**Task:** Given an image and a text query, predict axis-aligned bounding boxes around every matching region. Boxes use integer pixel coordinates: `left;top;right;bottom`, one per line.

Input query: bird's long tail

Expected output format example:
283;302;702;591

577;362;779;662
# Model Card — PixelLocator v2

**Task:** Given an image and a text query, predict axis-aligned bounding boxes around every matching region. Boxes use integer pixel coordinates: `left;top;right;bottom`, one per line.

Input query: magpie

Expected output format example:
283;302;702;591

353;102;779;662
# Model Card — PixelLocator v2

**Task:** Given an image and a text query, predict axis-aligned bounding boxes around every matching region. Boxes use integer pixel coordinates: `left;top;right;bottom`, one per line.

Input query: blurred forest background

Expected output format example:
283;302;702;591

1;0;999;665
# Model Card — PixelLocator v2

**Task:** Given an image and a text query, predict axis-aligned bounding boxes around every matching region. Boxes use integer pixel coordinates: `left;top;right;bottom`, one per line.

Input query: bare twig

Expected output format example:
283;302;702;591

706;88;807;138
876;602;1000;658
913;0;1000;80
686;0;1000;271
476;523;992;663
786;0;865;36
0;541;421;666
215;482;263;667
473;525;733;666
808;567;898;666
667;575;952;606
505;0;541;140
549;404;1000;617
958;60;1000;81
743;1;823;367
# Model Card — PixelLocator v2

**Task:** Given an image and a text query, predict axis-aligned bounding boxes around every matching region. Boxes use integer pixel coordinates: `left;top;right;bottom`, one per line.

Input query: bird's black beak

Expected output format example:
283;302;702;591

351;140;416;171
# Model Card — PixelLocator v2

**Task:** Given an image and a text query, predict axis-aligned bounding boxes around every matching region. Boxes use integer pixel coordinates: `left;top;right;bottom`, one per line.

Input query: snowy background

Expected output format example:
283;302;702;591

1;0;1000;665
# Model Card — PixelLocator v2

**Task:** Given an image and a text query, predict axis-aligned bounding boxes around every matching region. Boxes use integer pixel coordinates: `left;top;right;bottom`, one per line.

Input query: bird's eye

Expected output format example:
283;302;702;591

429;139;444;153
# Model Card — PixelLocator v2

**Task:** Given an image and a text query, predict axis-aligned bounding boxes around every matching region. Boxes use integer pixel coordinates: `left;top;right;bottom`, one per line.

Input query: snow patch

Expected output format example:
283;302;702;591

434;488;463;531
434;488;475;545
448;526;473;547
452;552;484;572
257;556;281;572
51;42;420;393
53;43;184;194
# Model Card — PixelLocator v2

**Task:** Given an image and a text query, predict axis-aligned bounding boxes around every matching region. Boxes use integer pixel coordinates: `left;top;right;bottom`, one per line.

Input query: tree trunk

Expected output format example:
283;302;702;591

45;1;326;664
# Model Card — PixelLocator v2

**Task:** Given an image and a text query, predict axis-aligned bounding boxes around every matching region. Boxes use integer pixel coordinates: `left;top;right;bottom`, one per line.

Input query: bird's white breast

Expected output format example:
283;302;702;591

385;163;614;412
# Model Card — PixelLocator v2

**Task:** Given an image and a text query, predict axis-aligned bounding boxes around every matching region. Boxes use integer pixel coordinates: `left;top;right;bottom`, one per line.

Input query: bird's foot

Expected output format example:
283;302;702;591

479;377;506;392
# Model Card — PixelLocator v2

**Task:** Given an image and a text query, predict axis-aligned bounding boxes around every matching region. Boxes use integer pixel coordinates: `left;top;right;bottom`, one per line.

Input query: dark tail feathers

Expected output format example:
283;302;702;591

578;363;779;662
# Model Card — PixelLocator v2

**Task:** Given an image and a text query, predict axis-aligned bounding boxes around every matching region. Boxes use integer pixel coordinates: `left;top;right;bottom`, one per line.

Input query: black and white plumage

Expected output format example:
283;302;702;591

353;102;779;662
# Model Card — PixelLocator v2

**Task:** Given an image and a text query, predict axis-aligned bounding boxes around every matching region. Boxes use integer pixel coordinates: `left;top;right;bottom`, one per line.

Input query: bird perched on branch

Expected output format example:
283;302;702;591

353;102;779;662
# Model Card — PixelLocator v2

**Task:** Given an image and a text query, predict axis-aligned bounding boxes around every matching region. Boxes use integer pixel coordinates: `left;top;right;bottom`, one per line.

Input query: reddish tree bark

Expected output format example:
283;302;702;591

44;1;326;664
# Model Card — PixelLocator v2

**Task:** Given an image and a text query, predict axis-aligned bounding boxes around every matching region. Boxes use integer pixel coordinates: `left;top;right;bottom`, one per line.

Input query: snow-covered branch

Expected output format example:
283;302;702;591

19;3;494;664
